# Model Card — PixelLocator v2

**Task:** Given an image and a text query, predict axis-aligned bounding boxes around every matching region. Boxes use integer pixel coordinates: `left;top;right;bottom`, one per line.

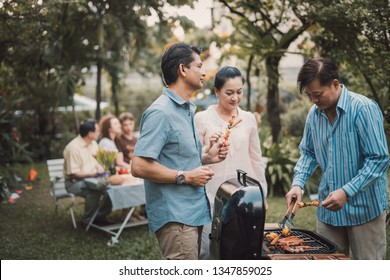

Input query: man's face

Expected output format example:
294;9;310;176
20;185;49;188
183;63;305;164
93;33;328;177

304;79;340;111
121;119;134;134
89;124;100;141
183;53;206;91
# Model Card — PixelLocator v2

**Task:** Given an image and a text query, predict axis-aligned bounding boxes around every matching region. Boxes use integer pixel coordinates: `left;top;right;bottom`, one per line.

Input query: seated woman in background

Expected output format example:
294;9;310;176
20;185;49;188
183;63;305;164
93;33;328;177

115;112;137;164
98;114;131;172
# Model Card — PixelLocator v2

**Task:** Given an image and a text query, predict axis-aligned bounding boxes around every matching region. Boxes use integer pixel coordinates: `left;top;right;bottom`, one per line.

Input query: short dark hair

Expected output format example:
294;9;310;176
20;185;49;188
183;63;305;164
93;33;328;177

161;42;201;86
297;57;339;94
119;112;134;123
79;119;96;137
214;66;245;91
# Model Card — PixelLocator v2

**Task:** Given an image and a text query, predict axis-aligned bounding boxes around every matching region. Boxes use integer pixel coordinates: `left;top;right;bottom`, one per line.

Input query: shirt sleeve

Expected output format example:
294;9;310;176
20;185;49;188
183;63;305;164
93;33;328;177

342;102;390;197
292;110;319;188
133;108;169;160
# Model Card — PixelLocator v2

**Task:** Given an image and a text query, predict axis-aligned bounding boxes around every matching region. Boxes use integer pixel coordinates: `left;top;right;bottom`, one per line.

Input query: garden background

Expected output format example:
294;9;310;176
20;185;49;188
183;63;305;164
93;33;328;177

0;0;389;259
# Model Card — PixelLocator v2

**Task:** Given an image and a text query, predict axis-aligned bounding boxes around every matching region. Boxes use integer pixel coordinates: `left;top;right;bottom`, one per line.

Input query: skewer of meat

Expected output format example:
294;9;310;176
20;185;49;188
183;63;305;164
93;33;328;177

298;199;321;208
222;114;242;147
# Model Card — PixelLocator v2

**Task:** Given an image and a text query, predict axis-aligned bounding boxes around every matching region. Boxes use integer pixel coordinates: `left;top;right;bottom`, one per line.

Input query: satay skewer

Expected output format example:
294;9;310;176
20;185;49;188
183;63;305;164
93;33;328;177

298;199;321;208
222;114;242;147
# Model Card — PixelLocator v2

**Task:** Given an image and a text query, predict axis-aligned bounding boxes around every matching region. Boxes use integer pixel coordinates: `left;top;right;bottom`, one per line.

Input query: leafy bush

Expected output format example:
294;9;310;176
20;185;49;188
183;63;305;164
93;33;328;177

281;97;311;137
260;132;300;197
0;92;32;199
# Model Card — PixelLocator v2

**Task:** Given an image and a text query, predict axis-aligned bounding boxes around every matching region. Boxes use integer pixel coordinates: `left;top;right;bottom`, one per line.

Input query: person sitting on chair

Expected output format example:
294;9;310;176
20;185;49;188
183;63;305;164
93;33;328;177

63;119;113;227
98;114;131;172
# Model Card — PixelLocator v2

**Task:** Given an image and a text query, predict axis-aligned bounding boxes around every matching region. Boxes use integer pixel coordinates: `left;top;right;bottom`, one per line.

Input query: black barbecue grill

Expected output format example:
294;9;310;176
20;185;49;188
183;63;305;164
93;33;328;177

210;170;338;260
210;169;266;260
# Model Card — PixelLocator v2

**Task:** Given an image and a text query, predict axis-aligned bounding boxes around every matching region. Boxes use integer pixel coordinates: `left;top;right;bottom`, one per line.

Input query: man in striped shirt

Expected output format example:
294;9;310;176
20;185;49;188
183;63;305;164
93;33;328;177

286;57;389;259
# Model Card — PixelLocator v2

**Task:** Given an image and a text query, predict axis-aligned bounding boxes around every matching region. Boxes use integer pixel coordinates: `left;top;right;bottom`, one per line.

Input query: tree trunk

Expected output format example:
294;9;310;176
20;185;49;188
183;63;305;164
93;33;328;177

246;54;254;111
95;60;102;121
266;56;282;143
111;74;119;116
95;16;104;121
71;94;79;132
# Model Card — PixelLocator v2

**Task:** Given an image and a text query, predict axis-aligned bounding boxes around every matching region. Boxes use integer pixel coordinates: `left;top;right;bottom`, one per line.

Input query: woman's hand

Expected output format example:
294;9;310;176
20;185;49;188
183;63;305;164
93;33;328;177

202;131;229;164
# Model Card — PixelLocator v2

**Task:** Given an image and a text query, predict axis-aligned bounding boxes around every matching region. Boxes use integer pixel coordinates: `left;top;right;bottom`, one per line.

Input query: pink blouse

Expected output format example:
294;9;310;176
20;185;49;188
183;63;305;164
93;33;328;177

194;105;268;212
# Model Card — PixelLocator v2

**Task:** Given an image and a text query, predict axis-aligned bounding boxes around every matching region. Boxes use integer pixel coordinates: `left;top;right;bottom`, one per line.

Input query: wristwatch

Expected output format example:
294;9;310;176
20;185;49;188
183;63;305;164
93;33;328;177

176;171;185;184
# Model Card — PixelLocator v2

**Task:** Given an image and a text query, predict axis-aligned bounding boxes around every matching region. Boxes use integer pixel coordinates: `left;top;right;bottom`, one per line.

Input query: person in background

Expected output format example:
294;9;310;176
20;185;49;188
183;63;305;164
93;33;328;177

115;112;137;164
194;66;268;259
115;112;146;220
286;57;389;259
98;114;131;172
131;42;229;260
63;120;113;227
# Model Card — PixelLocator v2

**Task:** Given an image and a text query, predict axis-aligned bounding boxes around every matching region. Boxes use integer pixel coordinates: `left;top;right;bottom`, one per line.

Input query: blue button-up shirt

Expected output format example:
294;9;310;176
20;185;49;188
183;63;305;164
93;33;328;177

134;88;211;233
292;85;389;226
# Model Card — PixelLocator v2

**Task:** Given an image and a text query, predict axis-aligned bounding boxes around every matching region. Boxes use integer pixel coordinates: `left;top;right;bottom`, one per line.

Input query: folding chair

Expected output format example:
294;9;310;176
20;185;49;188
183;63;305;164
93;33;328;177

47;158;83;229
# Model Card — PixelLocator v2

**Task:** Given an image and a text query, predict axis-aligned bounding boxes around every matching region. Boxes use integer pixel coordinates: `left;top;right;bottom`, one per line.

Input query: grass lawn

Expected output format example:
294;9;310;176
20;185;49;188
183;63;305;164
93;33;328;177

1;161;389;260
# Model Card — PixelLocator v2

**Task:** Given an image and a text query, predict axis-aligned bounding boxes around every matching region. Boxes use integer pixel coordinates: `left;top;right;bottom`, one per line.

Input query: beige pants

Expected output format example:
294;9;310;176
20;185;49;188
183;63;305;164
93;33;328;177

156;222;203;260
317;211;386;260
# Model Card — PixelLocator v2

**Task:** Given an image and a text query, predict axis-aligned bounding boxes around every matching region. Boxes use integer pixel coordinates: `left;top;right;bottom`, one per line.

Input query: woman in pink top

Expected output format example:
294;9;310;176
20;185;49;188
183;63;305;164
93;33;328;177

194;66;268;259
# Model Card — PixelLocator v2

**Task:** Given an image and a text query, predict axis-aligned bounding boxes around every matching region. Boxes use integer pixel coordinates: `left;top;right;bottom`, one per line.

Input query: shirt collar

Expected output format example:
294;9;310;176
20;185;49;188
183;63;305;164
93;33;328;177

314;84;350;115
77;135;91;148
336;84;350;113
163;87;196;111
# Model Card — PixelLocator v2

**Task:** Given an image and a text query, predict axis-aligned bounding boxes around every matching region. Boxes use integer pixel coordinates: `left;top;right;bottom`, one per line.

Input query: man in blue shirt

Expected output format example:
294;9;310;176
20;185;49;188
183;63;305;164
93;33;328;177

131;43;228;260
286;58;389;259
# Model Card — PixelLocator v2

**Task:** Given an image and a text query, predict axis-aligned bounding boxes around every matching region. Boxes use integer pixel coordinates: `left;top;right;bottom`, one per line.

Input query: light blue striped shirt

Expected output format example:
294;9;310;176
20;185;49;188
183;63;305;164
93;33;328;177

292;85;389;226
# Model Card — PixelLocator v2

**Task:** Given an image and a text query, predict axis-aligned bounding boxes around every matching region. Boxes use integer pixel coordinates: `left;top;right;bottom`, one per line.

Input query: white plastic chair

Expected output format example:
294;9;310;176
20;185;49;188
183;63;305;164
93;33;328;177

47;158;83;229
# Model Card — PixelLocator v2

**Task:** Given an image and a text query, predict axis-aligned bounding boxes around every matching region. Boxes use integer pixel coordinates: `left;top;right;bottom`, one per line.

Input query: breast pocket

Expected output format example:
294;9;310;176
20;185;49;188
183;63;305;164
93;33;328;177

178;130;198;157
341;131;359;163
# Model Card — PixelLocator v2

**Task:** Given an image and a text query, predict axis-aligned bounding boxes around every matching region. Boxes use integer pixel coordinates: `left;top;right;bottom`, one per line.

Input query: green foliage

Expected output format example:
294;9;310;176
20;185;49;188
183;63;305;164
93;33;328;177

260;131;300;197
216;0;313;142
0;0;198;162
304;0;389;128
0;91;32;195
281;97;311;137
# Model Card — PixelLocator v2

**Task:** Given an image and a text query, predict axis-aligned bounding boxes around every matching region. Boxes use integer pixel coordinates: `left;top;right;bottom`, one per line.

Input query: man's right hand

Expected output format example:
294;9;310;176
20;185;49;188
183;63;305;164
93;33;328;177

285;186;303;209
186;166;215;186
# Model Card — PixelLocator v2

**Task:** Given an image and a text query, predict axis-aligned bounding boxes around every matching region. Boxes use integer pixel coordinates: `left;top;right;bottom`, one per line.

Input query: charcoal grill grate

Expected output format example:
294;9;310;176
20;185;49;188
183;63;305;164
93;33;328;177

263;228;338;255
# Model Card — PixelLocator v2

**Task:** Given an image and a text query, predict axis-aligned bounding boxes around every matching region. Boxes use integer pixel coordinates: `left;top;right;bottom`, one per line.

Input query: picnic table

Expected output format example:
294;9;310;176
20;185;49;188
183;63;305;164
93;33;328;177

85;175;147;246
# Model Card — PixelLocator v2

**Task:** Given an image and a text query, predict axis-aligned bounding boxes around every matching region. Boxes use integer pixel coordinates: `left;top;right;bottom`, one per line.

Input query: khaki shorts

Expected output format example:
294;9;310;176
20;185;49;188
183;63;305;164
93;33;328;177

156;222;203;260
